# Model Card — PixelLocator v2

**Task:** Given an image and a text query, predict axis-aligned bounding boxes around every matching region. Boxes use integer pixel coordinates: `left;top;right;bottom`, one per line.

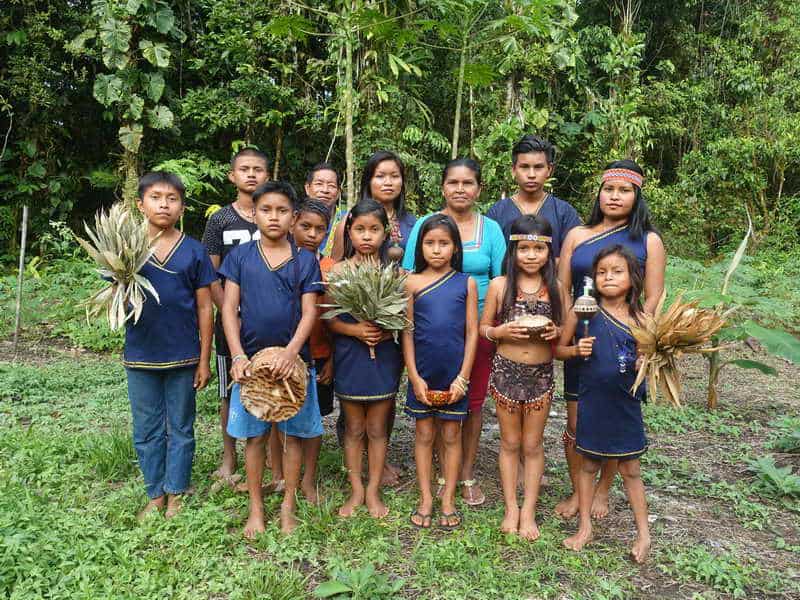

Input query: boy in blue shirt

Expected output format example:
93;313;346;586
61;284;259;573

126;172;216;520
220;181;324;537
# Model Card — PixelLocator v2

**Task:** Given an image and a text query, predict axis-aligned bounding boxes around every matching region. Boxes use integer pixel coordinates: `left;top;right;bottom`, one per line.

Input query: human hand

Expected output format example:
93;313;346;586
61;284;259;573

412;377;429;405
540;322;560;341
448;379;465;402
194;362;211;390
576;337;596;357
500;322;530;341
354;321;383;346
269;349;298;380
230;356;251;383
317;358;334;384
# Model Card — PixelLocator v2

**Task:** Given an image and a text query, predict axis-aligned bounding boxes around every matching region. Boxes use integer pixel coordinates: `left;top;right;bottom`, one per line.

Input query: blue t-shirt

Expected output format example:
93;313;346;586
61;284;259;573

218;241;323;361
486;194;581;258
124;234;218;370
402;213;506;314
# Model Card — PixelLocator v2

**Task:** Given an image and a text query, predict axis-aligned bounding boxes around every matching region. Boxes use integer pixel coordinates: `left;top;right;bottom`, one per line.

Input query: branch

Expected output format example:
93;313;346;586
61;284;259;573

0;108;12;164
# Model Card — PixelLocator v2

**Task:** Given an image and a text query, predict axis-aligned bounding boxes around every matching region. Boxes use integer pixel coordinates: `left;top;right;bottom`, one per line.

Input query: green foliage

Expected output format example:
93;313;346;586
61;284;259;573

747;456;800;498
660;546;754;598
314;565;404;599
768;417;800;453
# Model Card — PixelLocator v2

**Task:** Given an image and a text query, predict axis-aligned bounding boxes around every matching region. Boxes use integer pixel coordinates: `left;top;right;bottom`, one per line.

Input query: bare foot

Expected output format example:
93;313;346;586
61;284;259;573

630;535;651;563
301;481;320;505
518;513;540;541
380;464;400;486
591;491;609;519
243;511;266;539
365;490;389;519
555;494;579;519
137;496;165;521
563;528;593;552
212;454;237;479
280;505;298;534
411;497;433;528
164;494;182;519
338;489;365;517
500;505;520;534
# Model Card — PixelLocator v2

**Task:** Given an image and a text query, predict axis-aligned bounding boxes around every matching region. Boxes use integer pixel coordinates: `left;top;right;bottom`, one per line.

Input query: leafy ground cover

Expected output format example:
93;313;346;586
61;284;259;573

1;253;799;599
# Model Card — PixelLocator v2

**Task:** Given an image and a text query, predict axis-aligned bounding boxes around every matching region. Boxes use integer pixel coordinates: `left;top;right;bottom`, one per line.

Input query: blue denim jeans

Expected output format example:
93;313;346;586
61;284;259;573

125;366;196;498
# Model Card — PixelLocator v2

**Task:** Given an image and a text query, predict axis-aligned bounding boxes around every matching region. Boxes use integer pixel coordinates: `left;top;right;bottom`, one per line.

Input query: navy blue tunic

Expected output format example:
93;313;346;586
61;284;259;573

124;234;217;370
404;270;470;421
576;309;647;459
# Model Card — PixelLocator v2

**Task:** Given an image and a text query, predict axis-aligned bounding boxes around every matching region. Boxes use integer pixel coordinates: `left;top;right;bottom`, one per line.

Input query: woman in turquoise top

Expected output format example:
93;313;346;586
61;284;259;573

402;158;506;506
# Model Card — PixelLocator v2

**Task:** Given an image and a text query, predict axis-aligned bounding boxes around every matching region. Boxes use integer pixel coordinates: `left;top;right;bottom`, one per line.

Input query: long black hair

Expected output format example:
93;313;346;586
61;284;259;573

501;215;562;325
591;244;644;320
413;214;463;273
586;159;658;240
359;150;408;218
343;198;389;263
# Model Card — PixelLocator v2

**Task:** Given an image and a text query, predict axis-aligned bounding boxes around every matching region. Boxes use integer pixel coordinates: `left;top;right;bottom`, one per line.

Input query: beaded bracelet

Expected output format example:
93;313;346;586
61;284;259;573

232;354;249;363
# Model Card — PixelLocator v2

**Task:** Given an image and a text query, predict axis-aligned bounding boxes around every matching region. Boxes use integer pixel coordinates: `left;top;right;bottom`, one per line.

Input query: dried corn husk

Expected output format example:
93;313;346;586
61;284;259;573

75;202;160;330
321;260;411;358
631;292;727;407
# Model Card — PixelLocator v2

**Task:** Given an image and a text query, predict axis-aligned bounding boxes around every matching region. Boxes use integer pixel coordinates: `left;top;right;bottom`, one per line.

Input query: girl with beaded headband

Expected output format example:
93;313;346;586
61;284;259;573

480;214;567;539
554;159;666;523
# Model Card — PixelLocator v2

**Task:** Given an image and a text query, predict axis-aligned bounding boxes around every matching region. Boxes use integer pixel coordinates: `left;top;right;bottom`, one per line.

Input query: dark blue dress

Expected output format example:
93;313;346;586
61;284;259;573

576;309;647;460
564;224;648;400
404;270;470;421
333;314;402;403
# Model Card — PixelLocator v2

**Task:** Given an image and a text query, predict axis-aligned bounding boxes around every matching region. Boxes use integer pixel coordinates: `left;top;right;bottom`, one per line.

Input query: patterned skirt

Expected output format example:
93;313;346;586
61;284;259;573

489;354;554;413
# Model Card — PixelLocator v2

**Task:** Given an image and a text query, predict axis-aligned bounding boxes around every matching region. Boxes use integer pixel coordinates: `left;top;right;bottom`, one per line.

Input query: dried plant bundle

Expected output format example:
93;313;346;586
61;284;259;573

240;347;307;422
74;202;160;330
321;260;412;358
631;293;727;407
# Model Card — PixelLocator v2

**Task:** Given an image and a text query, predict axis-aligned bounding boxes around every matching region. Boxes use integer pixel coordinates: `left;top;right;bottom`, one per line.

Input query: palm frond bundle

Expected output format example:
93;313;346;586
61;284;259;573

631;293;727;407
321;261;411;358
74;202;160;330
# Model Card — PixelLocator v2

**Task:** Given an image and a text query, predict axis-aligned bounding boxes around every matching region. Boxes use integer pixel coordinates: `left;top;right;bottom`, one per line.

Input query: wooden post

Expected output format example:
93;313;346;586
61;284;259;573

13;205;29;358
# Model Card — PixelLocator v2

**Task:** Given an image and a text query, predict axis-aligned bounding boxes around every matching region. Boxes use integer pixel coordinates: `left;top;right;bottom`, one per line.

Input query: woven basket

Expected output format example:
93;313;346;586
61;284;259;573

240;347;308;422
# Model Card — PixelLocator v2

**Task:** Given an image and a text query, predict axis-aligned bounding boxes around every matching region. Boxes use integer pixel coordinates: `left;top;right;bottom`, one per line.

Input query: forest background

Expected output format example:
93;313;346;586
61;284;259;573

2;0;800;268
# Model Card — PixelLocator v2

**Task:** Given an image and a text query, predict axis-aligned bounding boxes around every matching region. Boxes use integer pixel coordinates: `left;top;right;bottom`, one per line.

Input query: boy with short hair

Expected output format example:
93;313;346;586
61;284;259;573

126;171;216;520
202;147;269;479
487;134;581;258
220;181;323;537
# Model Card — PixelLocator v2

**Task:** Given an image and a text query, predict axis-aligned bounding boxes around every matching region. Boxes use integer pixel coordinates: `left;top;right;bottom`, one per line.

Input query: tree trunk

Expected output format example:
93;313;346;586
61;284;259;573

706;350;721;410
451;44;466;159
344;17;356;207
273;124;284;180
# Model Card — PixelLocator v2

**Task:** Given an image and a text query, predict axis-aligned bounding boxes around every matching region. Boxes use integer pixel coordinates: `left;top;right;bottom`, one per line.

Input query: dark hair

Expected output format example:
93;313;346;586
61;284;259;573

297;198;331;226
343;199;389;263
138;171;186;202
441;158;482;186
252;180;298;209
511;134;556;165
359;150;407;218
305;162;340;187
230;146;269;170
500;215;562;325
413;214;463;273
591;244;644;320
586;159;658;240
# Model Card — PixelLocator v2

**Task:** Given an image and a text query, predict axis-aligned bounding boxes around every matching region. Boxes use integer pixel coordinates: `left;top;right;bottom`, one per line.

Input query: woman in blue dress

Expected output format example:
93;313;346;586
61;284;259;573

403;158;506;507
555;159;665;520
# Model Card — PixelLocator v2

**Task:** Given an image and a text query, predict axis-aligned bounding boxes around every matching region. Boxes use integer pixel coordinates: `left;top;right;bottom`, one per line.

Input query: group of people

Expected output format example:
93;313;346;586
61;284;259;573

121;134;666;564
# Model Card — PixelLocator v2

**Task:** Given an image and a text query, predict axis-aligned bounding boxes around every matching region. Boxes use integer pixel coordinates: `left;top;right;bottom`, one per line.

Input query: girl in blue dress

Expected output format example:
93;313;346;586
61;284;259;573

555;160;666;520
556;244;651;563
402;214;479;529
326;200;403;519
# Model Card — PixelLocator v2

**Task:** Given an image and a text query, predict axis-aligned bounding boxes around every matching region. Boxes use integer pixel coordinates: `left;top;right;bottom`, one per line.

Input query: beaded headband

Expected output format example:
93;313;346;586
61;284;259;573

602;168;643;188
509;234;552;243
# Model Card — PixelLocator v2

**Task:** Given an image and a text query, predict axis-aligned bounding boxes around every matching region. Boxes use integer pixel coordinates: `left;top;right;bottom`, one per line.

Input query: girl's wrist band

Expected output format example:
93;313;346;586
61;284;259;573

232;354;248;363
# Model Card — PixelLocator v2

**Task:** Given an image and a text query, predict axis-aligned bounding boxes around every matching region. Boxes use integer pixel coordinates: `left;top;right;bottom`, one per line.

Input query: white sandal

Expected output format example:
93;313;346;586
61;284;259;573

460;479;486;506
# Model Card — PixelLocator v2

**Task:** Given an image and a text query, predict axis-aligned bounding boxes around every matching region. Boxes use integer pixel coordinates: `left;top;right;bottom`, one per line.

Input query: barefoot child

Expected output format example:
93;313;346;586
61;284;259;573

126;172;216;520
326;199;403;518
202;148;270;481
481;215;564;539
220;181;324;537
292;198;335;503
556;245;651;563
402;214;478;529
